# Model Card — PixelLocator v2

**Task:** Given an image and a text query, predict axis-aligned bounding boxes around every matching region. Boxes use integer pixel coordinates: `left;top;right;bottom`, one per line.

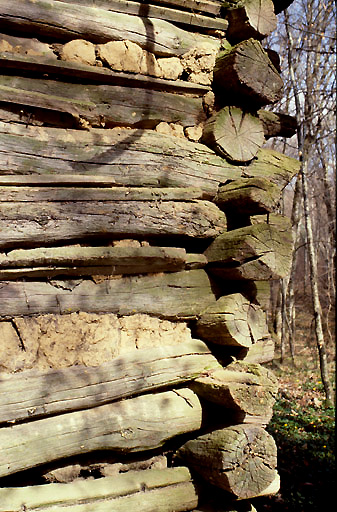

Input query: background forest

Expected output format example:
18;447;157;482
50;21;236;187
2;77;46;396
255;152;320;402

258;0;335;509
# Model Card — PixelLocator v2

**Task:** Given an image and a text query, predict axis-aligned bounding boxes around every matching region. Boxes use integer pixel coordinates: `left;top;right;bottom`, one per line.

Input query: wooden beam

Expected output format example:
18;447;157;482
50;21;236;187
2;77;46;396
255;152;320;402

213;39;283;107
194;293;271;347
0;52;210;96
0;269;217;319
56;0;228;31
204;218;293;280
0;123;300;195
225;0;277;43
0;467;198;512
0;339;219;424
177;425;279;499
0;388;202;476
0;75;206;128
0;0;220;56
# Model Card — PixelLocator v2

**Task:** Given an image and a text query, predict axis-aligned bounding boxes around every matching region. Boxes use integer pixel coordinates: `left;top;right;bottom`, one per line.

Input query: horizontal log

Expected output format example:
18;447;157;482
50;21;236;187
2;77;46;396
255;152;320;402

0;0;220;56
0;388;202;478
0;75;206;128
177;425;279;499
190;361;278;424
236;338;275;364
0;467;199;511
56;0;228;31
257;109;297;139
0;269;217;319
225;0;277;43
0;245;187;270
204;220;293;280
0;198;226;249
202;106;265;163
0;465;198;512
0;339;219;424
213;39;283;107
0;52;210;96
194;293;270;347
0;122;301;195
142;0;223;16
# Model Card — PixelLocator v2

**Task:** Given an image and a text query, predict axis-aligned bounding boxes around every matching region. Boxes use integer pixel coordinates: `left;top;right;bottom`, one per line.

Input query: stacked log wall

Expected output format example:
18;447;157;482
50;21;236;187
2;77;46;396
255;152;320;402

0;1;298;510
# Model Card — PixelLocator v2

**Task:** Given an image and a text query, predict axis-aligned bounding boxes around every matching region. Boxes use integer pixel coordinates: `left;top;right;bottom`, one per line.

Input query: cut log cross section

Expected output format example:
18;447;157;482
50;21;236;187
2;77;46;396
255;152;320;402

226;0;278;43
202;106;265;162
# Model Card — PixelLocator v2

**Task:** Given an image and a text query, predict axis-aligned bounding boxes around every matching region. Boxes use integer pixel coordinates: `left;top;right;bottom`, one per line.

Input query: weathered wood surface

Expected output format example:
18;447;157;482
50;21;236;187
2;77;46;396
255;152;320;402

202;106;265;163
0;467;198;512
194;293;270;347
258;109;297;139
0;123;300;194
0;269;217;319
238;338;275;364
0;52;210;96
204;220;293;280
0;467;198;511
0;245;186;271
213;39;283;107
0;340;219;424
225;0;277;43
177;425;279;499
0;388;202;478
143;0;223;16
0;75;206;128
215;177;281;218
56;0;228;31
0;0;219;56
0;197;226;249
0;246;208;279
190;361;278;424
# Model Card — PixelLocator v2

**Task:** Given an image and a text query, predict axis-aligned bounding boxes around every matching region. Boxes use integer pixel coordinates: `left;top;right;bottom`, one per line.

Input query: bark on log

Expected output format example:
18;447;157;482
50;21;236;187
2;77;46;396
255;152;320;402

0;0;220;56
0;339;219;424
194;293;271;347
204;220;293;280
213;39;283;107
176;424;279;499
190;361;278;424
0;466;198;511
0;388;202;478
0;75;206;128
202;106;265;163
0;52;210;96
56;0;228;31
257;109;297;139
0;197;226;249
0;123;300;194
0;269;217;319
225;0;277;43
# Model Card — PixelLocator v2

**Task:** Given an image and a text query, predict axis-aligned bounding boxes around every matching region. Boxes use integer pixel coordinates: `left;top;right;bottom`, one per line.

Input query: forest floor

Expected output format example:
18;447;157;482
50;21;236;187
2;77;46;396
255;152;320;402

255;311;335;512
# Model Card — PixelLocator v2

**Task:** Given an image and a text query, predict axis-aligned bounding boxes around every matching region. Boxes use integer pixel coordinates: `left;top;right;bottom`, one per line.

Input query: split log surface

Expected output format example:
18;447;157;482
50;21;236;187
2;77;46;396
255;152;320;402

204;220;293;280
56;0;228;31
0;75;206;128
194;293;271;347
202;106;265;163
0;269;217;319
0;340;219;424
190;361;278;424
213;39;283;107
0;0;220;56
225;0;277;43
177;424;279;499
0;388;202;478
0;123;300;195
0;197;226;249
0;52;210;96
0;467;198;511
257;109;297;139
